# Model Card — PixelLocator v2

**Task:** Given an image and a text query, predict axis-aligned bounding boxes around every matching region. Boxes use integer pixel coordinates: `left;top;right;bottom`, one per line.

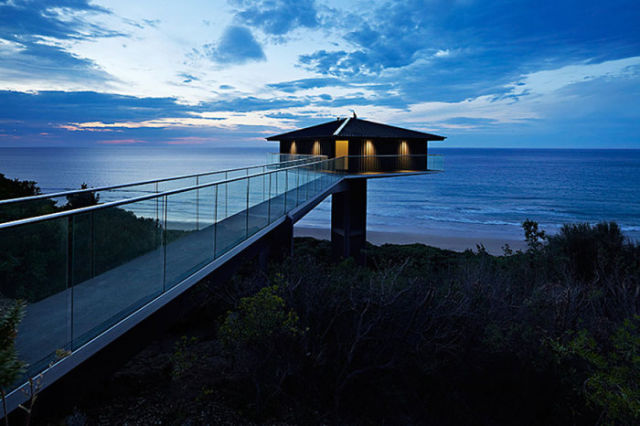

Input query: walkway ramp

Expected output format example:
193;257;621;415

0;157;341;414
0;153;443;415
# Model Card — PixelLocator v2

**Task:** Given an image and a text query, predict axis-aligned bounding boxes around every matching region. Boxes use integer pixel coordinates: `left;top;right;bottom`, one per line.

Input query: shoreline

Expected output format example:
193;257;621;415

294;226;528;255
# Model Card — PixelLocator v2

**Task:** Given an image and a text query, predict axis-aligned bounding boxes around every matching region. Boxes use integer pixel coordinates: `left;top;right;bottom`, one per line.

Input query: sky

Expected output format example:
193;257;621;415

0;0;639;148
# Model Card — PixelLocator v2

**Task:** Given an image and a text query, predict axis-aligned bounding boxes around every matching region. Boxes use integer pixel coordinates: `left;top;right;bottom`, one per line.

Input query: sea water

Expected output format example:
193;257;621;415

0;147;638;242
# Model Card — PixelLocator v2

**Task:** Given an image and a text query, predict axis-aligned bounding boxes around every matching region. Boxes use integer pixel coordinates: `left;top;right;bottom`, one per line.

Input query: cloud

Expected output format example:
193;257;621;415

297;0;640;104
0;0;116;42
98;138;146;145
367;57;640;140
206;25;265;64
506;56;640;96
203;95;307;112
165;137;206;145
298;49;370;77
229;0;319;36
0;41;112;89
179;73;199;83
67;117;225;130
0;91;196;123
267;77;348;92
0;0;121;87
0;89;297;147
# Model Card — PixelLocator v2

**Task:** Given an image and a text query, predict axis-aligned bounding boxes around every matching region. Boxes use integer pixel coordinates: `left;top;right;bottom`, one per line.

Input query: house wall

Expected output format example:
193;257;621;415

280;140;333;157
355;139;428;156
279;138;429;161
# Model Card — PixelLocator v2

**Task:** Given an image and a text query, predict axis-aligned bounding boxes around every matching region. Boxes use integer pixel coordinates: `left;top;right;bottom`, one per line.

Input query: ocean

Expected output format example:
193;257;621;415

1;147;639;242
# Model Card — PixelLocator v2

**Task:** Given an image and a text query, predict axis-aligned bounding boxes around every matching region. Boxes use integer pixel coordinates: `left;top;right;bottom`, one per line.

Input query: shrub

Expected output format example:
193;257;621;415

0;299;26;422
219;284;303;417
555;317;640;424
219;284;301;349
169;335;200;381
64;183;99;210
547;222;628;283
216;223;640;424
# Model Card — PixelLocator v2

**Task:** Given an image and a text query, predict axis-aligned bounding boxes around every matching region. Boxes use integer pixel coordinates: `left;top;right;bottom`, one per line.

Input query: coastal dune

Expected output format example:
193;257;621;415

294;225;528;255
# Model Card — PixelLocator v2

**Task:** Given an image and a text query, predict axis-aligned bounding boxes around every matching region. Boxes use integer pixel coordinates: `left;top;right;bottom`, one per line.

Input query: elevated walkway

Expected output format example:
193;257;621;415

0;154;443;415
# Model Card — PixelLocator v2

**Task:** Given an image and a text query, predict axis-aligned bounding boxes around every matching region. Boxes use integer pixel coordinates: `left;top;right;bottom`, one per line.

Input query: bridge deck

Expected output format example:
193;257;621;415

16;177;324;374
2;154;442;416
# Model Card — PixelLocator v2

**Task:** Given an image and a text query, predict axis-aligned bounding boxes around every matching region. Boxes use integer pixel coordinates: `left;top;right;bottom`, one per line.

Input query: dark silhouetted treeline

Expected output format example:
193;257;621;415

0;174;163;302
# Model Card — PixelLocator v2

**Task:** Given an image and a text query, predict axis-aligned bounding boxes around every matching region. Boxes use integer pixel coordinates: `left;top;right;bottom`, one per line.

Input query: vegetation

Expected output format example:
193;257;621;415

11;220;636;425
169;335;201;381
0;175;164;302
0;300;25;425
2;173;639;423
205;222;639;424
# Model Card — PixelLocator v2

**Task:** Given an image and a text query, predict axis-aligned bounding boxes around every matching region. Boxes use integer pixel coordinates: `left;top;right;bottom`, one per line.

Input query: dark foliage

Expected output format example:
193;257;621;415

0;299;25;423
0;174;40;200
0;174;57;223
215;223;640;424
0;176;164;302
64;183;99;210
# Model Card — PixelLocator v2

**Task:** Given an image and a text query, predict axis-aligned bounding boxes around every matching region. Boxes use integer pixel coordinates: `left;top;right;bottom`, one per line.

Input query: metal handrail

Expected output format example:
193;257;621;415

0;156;324;207
0;156;339;230
0;153;440;229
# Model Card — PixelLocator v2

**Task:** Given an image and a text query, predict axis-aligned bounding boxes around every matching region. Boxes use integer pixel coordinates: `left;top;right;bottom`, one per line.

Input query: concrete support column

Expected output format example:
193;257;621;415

272;216;294;260
331;178;367;263
258;216;294;272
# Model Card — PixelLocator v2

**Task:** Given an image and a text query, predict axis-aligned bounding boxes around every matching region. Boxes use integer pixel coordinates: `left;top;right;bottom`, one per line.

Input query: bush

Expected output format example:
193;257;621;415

219;284;303;417
0;300;26;420
547;222;629;283
551;317;640;424
215;222;640;424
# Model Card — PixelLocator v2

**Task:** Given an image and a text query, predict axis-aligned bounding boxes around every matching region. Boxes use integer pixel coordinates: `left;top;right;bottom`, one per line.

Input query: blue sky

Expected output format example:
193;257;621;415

0;0;639;148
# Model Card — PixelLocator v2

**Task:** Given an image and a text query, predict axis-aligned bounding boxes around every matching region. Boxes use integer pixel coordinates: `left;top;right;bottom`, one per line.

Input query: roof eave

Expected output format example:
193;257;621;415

267;135;446;141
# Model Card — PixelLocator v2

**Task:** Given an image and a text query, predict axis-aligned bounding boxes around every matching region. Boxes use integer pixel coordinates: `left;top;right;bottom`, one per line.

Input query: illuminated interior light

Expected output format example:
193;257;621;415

312;140;321;156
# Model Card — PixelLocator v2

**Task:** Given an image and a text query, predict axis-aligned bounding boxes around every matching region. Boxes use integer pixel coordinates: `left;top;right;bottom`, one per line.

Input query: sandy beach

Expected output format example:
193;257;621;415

294;226;528;255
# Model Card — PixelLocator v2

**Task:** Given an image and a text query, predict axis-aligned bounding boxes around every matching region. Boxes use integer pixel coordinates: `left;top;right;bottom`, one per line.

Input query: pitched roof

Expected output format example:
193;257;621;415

266;117;446;141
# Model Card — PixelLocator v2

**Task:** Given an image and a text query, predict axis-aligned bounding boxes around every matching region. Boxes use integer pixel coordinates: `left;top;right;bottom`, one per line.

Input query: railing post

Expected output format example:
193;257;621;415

162;195;167;292
268;173;272;223
245;178;250;239
213;185;218;258
296;165;300;206
90;211;95;279
284;170;288;212
305;166;309;200
67;214;74;348
155;182;159;220
196;176;200;231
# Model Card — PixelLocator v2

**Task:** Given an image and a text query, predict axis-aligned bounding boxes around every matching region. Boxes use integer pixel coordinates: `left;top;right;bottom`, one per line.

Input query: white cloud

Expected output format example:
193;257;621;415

507;56;640;96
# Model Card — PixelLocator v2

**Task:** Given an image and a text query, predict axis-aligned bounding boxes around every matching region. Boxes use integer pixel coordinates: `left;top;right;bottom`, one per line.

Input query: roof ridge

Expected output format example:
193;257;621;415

265;117;445;141
332;117;350;136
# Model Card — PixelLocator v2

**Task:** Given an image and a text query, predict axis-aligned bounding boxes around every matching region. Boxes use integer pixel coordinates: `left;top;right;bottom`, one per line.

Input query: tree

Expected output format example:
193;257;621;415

522;219;546;251
65;183;99;209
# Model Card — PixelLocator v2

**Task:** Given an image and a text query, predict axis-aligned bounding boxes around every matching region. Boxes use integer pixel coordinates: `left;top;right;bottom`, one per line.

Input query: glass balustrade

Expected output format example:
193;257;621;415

339;154;444;174
0;157;322;224
0;153;442;393
0;157;342;387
